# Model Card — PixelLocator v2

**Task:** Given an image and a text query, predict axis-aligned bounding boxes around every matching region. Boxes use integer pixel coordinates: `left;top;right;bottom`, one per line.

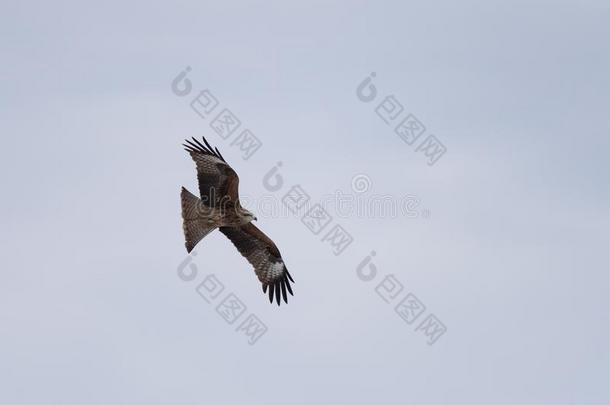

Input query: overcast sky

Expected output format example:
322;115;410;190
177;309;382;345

1;1;609;404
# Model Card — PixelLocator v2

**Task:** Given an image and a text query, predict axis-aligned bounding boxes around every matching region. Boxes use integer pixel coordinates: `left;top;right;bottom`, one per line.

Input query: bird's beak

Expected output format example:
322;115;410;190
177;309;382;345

254;216;258;221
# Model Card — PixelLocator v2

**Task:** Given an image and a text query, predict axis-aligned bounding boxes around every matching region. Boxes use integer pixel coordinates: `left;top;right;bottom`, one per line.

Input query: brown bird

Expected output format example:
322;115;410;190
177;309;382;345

180;136;294;305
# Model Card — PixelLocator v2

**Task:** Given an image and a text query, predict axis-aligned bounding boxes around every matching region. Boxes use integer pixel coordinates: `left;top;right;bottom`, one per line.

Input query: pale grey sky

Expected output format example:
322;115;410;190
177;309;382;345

1;1;609;404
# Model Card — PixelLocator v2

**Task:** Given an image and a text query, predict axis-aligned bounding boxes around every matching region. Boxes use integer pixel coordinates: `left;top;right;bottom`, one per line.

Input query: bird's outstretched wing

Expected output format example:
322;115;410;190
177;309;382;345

220;223;294;306
183;136;239;206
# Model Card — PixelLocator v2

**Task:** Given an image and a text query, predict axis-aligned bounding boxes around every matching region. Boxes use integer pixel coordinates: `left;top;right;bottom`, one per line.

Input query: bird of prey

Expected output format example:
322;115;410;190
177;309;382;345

180;136;294;305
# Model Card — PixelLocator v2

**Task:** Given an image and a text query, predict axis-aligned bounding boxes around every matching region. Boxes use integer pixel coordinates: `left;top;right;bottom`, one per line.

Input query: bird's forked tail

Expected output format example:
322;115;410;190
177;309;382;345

181;187;217;252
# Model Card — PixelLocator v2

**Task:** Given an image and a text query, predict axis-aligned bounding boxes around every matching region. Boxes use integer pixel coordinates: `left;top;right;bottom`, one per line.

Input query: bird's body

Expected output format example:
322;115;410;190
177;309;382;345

180;136;294;305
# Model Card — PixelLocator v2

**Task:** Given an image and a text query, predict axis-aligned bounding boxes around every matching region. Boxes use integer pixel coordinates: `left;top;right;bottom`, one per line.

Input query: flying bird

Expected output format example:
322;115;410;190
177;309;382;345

180;136;294;305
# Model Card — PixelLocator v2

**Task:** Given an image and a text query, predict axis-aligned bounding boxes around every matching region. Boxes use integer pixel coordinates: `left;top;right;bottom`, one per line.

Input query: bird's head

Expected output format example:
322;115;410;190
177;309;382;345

239;207;257;224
